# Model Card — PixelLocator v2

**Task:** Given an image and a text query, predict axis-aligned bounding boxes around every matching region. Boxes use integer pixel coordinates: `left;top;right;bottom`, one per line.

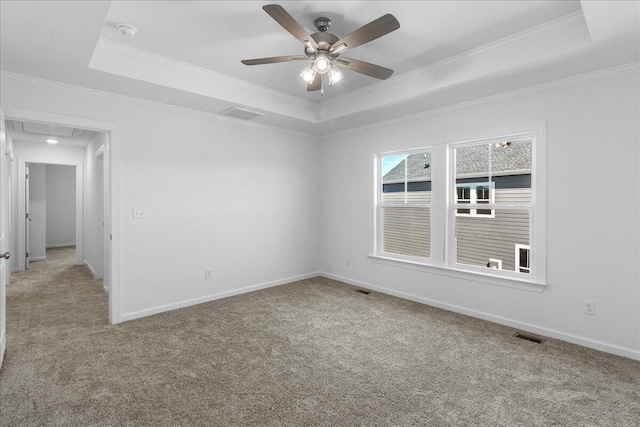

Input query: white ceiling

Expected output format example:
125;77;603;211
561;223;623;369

7;120;97;148
1;1;638;134
99;1;582;100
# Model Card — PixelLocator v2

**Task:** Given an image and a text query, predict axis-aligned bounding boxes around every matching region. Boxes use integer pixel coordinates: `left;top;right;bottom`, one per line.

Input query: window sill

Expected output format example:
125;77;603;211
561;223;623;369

368;254;546;293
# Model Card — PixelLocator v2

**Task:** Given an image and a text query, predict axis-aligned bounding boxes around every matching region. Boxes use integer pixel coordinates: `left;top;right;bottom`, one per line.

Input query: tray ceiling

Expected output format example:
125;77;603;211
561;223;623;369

1;1;638;134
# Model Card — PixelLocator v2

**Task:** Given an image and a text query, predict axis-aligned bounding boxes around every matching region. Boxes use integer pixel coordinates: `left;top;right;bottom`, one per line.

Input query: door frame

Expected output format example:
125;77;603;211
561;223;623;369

18;160;83;268
24;164;29;269
4;107;121;324
1;107;9;368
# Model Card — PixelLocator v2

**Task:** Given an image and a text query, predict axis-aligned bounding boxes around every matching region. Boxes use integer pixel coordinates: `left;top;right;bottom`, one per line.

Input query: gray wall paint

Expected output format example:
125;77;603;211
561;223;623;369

45;165;76;247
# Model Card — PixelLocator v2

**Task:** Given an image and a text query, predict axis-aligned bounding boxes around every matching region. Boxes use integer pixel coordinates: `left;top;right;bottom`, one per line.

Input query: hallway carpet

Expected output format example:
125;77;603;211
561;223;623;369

1;248;638;426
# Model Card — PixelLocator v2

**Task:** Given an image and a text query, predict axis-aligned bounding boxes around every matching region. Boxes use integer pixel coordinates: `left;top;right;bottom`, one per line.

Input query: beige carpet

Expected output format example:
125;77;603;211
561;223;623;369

1;247;638;426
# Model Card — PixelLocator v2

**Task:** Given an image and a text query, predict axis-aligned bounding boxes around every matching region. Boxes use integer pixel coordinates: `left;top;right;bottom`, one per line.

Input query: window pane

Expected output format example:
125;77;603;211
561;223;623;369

476;185;490;201
406;152;432;204
381;155;405;203
456;144;489;180
455;209;529;272
382;206;430;258
519;248;529;268
490;139;532;175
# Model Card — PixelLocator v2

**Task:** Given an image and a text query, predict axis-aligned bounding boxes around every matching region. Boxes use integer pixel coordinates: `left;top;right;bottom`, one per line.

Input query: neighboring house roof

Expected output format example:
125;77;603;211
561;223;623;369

383;139;531;183
383;152;432;183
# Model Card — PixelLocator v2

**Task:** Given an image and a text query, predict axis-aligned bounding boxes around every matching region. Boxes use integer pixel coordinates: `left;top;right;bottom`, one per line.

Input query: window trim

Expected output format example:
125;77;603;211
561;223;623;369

371;122;546;291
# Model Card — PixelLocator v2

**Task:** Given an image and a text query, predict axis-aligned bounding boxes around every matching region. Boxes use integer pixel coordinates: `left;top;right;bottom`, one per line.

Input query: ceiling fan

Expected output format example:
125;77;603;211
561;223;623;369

241;4;400;95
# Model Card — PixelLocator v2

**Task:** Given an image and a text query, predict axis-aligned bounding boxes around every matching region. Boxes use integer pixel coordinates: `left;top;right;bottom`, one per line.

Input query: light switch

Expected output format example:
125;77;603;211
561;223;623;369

132;207;146;219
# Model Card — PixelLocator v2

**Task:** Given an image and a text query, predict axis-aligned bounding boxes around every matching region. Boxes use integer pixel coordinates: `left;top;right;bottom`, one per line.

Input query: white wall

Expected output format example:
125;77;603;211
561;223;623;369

3;68;636;360
27;163;46;260
1;76;321;321
45;164;76;247
84;132;107;279
319;71;640;359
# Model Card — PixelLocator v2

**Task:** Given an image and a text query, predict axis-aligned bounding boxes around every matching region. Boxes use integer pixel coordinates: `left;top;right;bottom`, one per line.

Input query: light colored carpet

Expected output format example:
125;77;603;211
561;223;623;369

1;247;638;426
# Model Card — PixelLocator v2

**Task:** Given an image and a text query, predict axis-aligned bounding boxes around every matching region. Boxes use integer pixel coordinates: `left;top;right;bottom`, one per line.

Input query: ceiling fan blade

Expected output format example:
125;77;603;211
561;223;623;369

241;55;307;65
336;57;394;80
263;4;319;51
307;73;322;91
330;14;399;53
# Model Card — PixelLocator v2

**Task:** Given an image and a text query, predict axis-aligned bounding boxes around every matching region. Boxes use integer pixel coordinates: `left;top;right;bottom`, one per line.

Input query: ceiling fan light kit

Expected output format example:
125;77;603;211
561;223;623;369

241;4;400;95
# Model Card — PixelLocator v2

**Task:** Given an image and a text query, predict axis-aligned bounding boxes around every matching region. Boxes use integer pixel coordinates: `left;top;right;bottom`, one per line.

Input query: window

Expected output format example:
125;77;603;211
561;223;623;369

452;138;532;274
373;126;545;289
377;150;431;260
515;244;530;273
455;182;494;217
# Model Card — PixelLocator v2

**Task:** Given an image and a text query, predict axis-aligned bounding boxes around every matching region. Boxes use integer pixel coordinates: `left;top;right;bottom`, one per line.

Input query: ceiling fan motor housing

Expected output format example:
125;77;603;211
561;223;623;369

305;31;339;57
314;17;331;32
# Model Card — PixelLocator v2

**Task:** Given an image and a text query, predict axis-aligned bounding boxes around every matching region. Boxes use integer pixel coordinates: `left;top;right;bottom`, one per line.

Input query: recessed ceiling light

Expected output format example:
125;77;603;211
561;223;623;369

46;139;58;144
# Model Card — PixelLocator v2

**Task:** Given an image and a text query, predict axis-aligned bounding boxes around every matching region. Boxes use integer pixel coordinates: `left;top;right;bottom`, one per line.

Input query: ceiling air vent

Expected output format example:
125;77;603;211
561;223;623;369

219;107;264;121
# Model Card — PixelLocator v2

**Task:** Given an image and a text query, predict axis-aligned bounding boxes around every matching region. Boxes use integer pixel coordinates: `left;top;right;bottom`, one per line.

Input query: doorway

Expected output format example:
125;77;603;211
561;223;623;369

1;108;120;325
24;163;78;267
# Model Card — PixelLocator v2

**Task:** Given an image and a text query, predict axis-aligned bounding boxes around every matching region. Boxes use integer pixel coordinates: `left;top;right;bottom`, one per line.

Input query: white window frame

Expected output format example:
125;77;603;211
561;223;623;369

515;244;530;274
375;147;432;264
455;182;495;218
448;133;535;281
370;122;546;292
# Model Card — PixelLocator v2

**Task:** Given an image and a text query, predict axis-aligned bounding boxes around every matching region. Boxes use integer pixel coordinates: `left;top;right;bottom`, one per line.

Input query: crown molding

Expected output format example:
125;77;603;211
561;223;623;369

319;11;588;114
3;60;636;139
0;71;316;138
323;61;639;139
91;38;319;123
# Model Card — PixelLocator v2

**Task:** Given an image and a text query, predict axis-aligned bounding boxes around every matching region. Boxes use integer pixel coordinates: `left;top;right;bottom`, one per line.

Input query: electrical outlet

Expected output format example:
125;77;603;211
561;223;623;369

584;300;595;315
205;268;212;279
346;257;351;265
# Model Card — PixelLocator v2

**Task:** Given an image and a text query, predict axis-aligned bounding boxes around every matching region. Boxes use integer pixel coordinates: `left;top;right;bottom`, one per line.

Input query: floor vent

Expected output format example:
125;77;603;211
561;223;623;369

219;107;265;120
356;289;371;295
514;332;544;344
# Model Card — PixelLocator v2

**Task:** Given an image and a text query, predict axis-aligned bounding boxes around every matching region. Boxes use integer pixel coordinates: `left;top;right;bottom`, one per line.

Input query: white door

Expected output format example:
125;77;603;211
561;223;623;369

0;107;10;368
24;164;29;269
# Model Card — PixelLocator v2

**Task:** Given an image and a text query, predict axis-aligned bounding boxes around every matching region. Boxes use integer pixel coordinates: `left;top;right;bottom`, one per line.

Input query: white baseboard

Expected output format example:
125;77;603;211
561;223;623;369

28;256;46;262
82;260;99;279
46;243;76;248
120;271;321;323
320;272;640;361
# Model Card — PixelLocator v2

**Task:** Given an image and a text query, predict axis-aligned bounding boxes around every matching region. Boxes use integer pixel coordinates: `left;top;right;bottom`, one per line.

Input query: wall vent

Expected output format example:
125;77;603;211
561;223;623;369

219;107;265;121
514;332;544;344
